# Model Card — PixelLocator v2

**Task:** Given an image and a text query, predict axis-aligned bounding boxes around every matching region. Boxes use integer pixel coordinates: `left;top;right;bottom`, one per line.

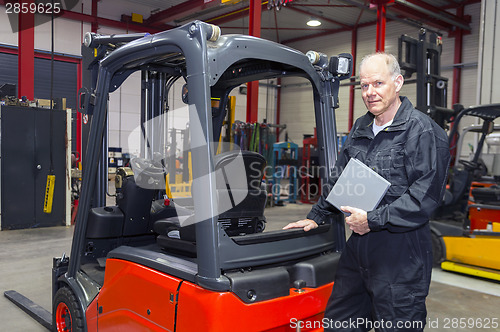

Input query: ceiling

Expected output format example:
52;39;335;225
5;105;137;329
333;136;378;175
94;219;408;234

120;0;478;44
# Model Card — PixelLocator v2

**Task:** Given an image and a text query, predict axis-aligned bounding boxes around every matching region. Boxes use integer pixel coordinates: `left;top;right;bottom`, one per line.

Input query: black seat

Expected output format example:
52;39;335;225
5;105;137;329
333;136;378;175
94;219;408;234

471;185;500;205
155;150;268;255
117;175;156;236
214;150;267;236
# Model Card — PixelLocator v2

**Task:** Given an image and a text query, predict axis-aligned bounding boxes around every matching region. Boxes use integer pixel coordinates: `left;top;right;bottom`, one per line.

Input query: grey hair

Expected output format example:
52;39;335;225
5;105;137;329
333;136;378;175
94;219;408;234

360;52;401;81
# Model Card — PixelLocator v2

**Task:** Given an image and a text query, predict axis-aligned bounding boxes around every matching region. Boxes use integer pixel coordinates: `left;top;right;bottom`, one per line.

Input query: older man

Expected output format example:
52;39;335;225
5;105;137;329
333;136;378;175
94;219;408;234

285;53;450;331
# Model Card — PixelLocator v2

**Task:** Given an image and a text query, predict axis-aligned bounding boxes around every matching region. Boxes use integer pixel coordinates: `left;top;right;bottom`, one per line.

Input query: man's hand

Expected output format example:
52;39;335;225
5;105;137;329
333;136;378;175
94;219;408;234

341;206;370;235
283;219;319;232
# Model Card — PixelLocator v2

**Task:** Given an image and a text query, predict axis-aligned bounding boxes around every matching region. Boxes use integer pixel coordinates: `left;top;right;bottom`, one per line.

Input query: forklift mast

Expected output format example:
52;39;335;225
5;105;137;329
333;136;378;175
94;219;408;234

399;28;455;129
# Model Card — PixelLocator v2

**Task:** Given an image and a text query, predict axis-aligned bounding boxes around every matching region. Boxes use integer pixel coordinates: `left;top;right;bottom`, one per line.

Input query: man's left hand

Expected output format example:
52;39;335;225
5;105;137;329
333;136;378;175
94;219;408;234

341;206;370;235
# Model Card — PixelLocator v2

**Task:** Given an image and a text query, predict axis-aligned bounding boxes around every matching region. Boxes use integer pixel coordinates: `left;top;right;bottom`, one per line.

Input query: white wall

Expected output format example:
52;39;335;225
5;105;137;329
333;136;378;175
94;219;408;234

0;9;18;46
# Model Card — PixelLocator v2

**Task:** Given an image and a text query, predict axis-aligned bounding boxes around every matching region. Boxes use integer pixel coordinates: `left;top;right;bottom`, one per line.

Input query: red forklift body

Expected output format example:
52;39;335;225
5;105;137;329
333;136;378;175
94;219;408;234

87;259;333;332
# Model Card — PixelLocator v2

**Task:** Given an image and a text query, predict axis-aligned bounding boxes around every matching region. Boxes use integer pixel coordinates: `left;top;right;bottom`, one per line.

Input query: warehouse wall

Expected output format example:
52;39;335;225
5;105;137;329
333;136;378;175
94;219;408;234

0;1;482;158
441;2;481;161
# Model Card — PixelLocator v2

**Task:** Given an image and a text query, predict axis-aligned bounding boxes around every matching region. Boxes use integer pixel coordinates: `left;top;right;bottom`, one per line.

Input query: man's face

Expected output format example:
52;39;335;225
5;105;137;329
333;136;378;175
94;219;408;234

360;57;403;117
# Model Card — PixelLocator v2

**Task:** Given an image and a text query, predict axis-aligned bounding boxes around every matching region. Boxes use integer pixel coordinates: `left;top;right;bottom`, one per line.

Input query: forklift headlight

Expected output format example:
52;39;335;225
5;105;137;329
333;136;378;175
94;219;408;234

208;24;221;42
84;32;95;48
306;50;328;69
336;57;349;75
329;53;353;80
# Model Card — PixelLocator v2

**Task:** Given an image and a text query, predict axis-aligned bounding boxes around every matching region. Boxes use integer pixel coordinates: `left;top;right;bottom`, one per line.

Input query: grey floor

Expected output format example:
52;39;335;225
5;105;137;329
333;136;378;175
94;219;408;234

1;203;500;331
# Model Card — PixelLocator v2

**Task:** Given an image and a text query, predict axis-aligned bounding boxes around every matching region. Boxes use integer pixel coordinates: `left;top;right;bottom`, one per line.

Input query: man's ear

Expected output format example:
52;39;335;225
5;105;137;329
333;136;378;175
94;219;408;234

394;74;404;92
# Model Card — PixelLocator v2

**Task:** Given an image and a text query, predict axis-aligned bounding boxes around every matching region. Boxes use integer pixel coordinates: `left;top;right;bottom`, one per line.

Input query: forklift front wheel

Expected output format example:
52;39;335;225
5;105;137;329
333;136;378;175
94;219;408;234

53;287;84;332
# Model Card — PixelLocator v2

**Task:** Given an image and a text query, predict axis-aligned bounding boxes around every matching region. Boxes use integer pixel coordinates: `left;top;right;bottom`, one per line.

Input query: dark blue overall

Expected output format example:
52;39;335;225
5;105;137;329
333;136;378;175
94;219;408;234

307;97;450;331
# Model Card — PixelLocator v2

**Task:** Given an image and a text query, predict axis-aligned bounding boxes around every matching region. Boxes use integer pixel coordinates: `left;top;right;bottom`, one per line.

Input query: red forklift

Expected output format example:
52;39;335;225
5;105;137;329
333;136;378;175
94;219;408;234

5;21;353;331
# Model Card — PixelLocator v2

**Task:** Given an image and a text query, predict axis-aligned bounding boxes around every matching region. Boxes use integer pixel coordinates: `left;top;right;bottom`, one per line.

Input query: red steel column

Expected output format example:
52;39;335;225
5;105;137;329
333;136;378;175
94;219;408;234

348;28;357;130
91;0;98;32
246;0;261;123
376;3;386;52
18;1;35;100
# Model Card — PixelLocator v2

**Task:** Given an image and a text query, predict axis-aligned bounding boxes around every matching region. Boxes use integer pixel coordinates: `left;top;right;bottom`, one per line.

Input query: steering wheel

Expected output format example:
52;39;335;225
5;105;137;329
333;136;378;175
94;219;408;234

458;159;478;170
130;157;166;189
458;159;488;178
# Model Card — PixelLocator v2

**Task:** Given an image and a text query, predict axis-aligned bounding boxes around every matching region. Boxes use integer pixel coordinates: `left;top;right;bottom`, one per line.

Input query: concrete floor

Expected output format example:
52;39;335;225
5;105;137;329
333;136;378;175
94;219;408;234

1;203;500;331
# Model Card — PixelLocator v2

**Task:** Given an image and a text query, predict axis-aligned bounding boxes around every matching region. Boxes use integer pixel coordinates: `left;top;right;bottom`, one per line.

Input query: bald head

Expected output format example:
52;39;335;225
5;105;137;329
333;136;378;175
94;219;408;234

359;52;404;124
360;53;401;81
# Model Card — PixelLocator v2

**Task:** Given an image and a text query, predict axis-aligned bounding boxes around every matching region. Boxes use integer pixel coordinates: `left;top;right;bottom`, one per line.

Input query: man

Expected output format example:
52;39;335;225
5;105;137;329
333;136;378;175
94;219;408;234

284;53;450;331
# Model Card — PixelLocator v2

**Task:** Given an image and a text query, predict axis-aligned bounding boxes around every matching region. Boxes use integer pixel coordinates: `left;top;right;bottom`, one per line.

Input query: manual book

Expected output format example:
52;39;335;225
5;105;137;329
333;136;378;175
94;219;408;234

326;158;391;213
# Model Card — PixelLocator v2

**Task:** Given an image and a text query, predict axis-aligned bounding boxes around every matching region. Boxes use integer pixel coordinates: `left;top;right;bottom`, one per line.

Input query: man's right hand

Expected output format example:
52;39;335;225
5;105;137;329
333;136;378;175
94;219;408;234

283;219;319;232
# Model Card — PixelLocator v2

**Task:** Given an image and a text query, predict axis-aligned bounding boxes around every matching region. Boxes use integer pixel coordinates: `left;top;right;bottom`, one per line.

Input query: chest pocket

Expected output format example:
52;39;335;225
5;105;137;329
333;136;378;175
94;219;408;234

374;148;408;196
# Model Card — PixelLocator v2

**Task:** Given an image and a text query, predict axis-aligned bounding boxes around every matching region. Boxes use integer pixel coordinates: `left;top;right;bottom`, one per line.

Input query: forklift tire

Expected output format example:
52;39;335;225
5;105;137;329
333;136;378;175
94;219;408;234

256;219;266;233
431;231;444;267
53;287;84;332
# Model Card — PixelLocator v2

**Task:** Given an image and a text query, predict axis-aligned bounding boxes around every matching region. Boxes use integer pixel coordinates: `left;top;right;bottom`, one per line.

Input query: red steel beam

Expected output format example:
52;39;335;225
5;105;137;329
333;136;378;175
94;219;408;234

91;0;98;32
291;4;355;7
389;3;451;31
376;3;386;52
441;0;480;10
286;5;351;29
246;0;261;123
282;19;374;44
207;2;267;26
0;1;164;33
145;0;220;26
18;2;35;100
395;0;470;31
221;26;329;31
59;10;163;33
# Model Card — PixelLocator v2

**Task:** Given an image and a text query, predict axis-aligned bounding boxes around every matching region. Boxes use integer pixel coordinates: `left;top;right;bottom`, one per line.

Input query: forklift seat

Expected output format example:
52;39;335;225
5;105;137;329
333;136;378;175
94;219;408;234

471;185;500;205
155;150;268;255
117;176;157;236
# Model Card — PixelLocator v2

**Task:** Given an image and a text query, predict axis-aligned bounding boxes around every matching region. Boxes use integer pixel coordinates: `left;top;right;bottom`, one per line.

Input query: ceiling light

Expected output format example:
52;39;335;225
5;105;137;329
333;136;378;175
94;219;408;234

307;18;321;27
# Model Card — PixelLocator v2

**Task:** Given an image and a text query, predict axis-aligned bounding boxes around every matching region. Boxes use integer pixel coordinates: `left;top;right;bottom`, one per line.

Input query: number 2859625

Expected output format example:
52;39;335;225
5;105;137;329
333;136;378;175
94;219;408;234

5;2;61;14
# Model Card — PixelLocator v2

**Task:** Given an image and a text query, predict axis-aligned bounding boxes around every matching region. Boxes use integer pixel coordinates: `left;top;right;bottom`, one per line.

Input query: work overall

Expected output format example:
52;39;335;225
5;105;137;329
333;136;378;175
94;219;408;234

307;97;450;332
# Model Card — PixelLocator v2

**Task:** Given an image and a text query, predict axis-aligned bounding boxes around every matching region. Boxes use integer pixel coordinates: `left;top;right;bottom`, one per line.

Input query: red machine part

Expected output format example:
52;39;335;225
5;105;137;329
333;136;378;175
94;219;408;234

87;259;333;331
468;205;500;231
467;181;500;232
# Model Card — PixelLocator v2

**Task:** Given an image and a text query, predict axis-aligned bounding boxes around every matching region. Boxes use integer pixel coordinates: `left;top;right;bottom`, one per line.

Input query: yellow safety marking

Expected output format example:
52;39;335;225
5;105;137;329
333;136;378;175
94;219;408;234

443;236;500;270
441;261;500;281
44;175;56;214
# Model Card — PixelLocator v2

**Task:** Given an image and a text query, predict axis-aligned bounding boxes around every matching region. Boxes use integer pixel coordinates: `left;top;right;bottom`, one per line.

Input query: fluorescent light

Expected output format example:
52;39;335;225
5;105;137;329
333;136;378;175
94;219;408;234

307;18;321;27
